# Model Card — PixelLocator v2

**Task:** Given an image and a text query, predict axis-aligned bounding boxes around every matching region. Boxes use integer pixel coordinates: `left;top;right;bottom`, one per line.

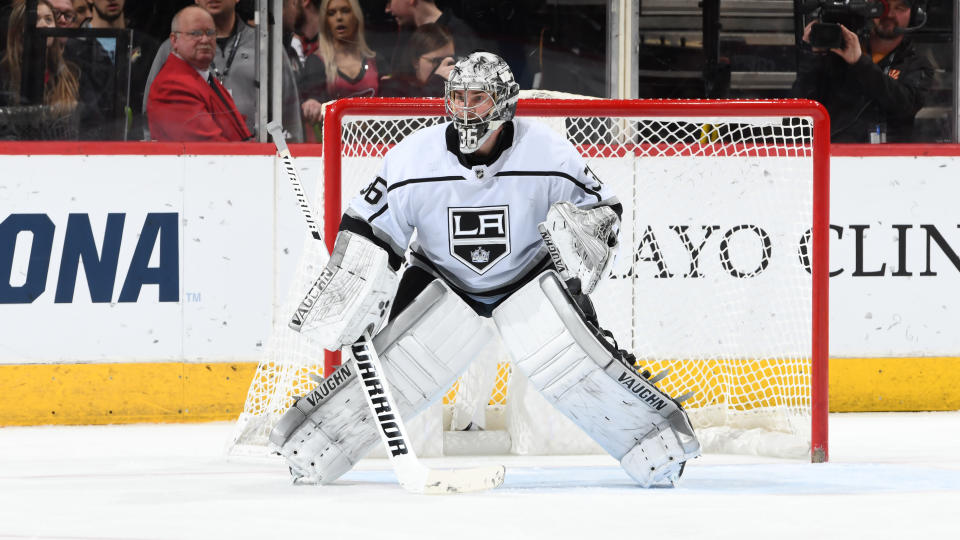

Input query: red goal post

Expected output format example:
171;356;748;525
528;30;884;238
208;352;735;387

318;97;829;462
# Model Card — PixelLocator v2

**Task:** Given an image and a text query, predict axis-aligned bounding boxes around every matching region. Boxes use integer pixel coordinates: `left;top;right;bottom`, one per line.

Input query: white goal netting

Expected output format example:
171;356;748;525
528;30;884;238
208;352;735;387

230;97;828;461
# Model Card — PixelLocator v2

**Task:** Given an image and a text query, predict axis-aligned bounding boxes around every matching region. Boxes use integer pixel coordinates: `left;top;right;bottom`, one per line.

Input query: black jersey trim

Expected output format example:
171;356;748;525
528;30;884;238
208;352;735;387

609;202;623;219
493;170;603;202
410;250;553;298
368;204;388;223
339;214;405;270
388;175;467;192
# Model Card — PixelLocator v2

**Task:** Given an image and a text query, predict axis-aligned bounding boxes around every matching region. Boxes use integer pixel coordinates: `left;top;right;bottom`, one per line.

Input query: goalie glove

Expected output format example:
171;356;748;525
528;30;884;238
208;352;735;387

289;231;399;350
538;201;619;295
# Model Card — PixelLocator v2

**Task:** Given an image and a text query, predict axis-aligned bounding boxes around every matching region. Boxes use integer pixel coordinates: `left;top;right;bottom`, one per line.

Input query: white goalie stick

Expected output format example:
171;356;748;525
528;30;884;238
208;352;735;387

266;121;506;494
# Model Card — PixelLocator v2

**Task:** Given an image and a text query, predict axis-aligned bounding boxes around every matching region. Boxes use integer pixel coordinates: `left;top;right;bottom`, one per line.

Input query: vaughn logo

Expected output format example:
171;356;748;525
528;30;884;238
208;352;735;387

617;370;668;411
302;362;354;408
448;206;510;275
538;227;567;274
288;267;335;331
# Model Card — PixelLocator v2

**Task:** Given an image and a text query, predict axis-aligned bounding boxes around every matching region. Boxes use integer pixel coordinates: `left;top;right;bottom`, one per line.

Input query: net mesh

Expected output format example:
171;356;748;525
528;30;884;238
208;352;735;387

230;99;821;459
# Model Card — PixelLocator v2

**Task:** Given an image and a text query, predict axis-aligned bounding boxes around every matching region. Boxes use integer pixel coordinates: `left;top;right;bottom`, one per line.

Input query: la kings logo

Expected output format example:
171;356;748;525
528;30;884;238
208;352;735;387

448;206;510;274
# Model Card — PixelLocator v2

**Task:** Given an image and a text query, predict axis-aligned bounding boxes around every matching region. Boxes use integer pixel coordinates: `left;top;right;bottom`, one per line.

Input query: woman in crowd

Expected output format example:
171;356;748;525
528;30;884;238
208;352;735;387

1;0;79;111
299;0;377;125
379;22;455;98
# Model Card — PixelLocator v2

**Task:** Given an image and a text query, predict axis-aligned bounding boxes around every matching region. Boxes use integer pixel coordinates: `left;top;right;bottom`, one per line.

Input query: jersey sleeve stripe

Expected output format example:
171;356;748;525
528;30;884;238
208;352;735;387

493;170;602;202
368;204;389;223
388;175;467;192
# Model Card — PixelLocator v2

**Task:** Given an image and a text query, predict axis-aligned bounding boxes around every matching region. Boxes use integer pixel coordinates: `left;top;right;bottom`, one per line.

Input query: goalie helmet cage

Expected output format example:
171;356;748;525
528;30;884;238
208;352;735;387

233;97;829;463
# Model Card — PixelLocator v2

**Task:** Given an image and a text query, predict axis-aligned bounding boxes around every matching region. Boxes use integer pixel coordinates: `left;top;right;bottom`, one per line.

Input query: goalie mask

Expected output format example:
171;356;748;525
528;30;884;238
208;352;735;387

444;52;520;154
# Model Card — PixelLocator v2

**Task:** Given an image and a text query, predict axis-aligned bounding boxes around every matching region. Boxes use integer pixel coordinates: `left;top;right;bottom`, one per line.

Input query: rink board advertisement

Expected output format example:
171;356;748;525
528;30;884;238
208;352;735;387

1;146;959;424
0;154;275;363
828;155;960;357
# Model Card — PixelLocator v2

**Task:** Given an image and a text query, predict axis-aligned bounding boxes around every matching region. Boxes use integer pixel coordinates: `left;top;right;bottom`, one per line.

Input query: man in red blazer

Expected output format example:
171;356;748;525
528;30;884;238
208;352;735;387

147;6;252;142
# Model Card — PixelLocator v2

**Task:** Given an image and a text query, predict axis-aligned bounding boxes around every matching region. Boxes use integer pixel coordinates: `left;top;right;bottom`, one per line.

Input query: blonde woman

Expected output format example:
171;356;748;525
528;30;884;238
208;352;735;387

1;0;79;112
299;0;378;124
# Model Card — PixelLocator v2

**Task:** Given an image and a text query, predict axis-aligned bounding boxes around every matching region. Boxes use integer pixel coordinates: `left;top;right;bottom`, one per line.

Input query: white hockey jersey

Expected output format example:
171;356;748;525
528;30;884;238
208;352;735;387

343;118;620;302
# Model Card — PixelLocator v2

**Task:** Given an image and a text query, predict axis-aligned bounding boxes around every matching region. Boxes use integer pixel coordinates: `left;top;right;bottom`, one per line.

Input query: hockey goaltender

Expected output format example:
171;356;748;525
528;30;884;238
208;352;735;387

268;52;701;489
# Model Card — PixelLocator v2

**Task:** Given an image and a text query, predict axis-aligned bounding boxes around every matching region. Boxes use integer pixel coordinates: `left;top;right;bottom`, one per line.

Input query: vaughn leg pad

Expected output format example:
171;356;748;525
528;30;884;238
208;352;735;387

492;271;701;487
270;280;494;484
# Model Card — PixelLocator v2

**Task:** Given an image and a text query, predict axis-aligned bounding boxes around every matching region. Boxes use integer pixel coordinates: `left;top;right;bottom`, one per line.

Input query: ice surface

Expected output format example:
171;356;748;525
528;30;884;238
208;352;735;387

1;412;958;539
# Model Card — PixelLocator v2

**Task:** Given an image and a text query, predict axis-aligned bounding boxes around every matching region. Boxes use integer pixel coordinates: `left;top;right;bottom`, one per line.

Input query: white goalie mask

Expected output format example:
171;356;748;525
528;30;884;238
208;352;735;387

444;52;520;154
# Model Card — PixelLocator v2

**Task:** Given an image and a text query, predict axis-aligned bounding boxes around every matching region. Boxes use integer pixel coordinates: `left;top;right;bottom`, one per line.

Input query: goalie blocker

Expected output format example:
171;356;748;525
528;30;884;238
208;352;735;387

290;231;399;350
493;271;701;487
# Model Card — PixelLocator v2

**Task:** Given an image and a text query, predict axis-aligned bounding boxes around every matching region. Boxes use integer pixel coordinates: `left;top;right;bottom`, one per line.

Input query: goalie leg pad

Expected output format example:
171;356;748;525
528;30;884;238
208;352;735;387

492;271;701;487
270;279;495;484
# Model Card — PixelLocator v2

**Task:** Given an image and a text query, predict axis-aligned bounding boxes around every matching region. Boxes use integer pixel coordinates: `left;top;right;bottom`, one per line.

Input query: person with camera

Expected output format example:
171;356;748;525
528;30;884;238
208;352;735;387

793;0;933;143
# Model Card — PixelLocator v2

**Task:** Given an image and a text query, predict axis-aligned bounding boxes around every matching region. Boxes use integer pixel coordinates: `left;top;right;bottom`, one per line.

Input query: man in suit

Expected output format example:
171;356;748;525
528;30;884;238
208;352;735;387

143;0;304;142
147;6;251;141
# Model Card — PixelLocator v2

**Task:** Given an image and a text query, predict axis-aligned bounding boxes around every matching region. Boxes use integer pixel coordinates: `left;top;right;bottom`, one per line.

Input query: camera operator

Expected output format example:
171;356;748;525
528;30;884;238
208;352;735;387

792;0;933;143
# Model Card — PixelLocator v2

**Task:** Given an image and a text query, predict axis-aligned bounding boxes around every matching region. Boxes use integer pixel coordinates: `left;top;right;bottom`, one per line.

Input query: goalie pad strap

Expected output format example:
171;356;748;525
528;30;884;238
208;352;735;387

270;280;494;484
492;271;700;487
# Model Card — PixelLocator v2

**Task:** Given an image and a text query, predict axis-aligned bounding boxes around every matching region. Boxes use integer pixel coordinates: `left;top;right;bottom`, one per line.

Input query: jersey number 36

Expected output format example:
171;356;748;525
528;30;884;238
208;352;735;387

361;178;388;205
458;127;479;149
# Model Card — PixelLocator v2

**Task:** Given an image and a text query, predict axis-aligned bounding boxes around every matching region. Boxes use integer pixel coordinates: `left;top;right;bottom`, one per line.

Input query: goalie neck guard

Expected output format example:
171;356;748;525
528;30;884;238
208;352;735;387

444;51;520;154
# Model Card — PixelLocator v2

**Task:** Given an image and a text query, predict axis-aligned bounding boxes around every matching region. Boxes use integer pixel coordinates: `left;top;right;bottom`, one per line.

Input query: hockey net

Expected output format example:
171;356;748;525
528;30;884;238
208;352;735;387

230;97;829;462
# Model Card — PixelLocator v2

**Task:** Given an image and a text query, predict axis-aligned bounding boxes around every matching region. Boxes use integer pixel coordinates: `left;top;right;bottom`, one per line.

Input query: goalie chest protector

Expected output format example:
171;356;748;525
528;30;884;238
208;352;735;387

345;119;619;300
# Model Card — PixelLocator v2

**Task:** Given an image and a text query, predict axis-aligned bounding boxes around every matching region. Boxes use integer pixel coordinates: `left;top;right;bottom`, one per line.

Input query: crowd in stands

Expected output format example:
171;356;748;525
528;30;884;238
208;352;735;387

0;0;476;141
0;0;942;143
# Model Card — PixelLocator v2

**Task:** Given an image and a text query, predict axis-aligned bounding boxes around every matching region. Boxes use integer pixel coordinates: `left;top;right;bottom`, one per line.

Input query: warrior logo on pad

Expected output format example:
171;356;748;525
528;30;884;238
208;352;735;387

448;206;510;274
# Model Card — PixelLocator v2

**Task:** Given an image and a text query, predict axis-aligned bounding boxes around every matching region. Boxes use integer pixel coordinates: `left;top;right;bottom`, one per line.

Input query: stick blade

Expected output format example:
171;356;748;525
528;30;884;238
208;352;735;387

414;465;506;495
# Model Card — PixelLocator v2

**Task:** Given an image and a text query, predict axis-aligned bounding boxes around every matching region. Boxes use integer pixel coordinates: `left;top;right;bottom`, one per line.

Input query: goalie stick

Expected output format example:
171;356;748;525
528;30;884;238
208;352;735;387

266;121;506;494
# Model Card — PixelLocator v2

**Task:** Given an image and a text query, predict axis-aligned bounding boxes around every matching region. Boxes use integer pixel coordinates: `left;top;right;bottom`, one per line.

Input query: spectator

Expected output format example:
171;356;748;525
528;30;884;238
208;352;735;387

383;0;480;73
299;0;378;125
48;0;118;138
146;6;251;142
83;0;159;140
72;0;89;25
793;0;934;142
379;22;453;98
282;0;304;75
1;0;79;111
48;0;78;28
144;0;304;142
291;0;320;67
